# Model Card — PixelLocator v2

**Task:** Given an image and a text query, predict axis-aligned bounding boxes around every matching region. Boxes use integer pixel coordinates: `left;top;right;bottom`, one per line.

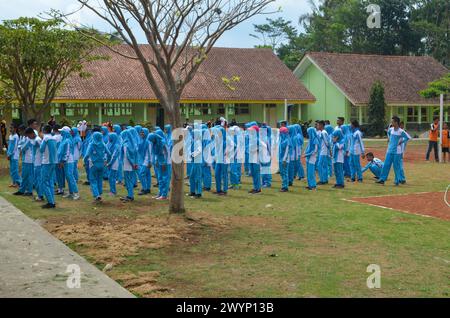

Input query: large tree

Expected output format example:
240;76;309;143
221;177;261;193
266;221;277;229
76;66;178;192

68;0;274;214
0;18;104;123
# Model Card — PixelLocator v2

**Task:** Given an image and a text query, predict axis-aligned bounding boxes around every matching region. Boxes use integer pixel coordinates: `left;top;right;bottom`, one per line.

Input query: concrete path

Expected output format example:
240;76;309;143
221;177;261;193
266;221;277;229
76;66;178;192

0;196;134;298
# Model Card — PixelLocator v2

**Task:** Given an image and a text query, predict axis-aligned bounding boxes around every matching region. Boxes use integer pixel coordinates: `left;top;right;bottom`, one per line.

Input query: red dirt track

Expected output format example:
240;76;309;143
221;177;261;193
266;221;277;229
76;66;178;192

351;192;450;221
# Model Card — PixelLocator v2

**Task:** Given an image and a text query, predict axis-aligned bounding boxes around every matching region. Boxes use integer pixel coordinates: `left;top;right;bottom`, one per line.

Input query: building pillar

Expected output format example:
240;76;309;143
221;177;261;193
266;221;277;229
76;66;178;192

98;103;103;125
358;106;362;124
225;104;229;121
263;104;267;123
298;104;302;122
418;106;422;125
284;99;288;122
144;104;148;122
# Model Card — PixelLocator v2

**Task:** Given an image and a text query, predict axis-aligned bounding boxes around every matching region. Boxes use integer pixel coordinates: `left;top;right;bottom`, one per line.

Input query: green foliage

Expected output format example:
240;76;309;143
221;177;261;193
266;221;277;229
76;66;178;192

254;0;449;69
0;17;105;122
420;73;450;99
140;121;154;131
250;17;297;51
367;81;387;137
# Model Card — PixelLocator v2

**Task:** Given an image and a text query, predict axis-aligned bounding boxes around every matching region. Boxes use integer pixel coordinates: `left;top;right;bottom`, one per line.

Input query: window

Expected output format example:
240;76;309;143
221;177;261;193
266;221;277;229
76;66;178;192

217;104;225;115
12;106;20;119
65;104;88;117
420;107;428;123
235;104;249;115
102;103;133;117
407;107;419;122
350;104;358;121
50;104;61;116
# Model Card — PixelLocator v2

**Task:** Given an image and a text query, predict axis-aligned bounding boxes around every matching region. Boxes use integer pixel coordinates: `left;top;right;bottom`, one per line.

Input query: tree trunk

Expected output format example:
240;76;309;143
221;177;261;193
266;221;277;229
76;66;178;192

167;99;185;214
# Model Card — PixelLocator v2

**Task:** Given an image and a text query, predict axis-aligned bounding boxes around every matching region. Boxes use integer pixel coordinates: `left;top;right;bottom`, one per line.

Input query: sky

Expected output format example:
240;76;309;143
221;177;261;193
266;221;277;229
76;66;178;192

0;0;314;48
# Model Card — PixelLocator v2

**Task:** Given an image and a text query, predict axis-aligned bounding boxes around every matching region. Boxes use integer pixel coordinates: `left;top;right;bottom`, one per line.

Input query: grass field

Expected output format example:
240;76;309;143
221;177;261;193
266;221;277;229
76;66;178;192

1;140;449;298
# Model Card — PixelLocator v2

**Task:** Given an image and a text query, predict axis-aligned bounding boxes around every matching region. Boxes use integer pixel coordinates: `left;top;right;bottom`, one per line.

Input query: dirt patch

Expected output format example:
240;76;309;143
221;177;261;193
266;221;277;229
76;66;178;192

43;211;229;266
365;145;427;164
111;271;171;298
350;192;450;221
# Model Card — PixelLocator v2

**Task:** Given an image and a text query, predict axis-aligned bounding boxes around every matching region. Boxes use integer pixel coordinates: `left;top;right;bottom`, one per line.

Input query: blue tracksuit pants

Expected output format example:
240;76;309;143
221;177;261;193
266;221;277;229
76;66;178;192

89;164;104;198
157;164;170;198
334;162;344;186
56;165;65;191
350;154;363;181
380;153;402;185
9;159;21;185
318;155;329;183
202;164;212;190
73;161;79;183
297;160;305;179
124;170;135;199
34;166;43;198
138;165;151;192
215;163;229;193
230;163;241;186
344;155;351;177
109;169;118;194
64;163;78;194
19;163;34;193
250;163;261;191
42;164;56;204
261;162;272;187
189;163;203;195
279;161;289;190
307;162;317;189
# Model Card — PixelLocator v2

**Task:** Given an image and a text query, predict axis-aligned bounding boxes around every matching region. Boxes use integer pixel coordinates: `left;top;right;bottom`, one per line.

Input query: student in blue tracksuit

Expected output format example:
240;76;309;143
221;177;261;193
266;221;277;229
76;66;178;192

164;124;173;187
71;127;82;183
260;123;272;188
303;127;319;191
189;123;203;198
202;125;213;191
120;129;138;202
58;127;80;200
113;125;124;184
287;125;298;186
106;132;121;196
324;125;335;178
30;129;44;201
317;121;330;185
295;124;305;180
377;116;411;186
101;126;110;180
349;120;365;182
85;132;109;202
40;125;58;209
279;126;291;192
229;125;244;189
14;128;34;196
138;128;151;195
82;130;92;185
7;123;21;188
362;153;384;179
213;125;229;195
248;125;262;194
53;126;65;195
185;125;193;179
332;129;346;188
340;125;352;178
244;122;257;177
398;122;411;184
152;130;170;200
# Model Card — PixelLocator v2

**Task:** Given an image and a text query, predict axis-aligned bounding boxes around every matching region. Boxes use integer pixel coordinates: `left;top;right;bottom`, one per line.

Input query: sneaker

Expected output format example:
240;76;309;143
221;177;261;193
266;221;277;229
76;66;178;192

42;203;56;209
400;180;406;185
13;191;25;196
376;180;385;185
95;196;102;203
280;189;288;193
152;195;161;199
62;193;72;199
248;190;255;194
156;196;168;201
195;194;202;199
35;196;44;202
138;190;149;196
56;191;64;196
218;192;227;196
83;181;90;186
72;194;80;201
188;192;196;197
251;190;262;195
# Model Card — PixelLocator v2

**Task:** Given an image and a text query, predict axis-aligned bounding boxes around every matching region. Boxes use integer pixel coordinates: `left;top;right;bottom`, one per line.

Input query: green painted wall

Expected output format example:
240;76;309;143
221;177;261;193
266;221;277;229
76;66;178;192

296;63;347;122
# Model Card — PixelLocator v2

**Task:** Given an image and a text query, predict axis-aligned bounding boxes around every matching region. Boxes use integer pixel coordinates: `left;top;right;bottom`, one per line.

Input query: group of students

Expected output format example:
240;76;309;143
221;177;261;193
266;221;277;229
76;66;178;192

7;120;173;208
6;115;412;208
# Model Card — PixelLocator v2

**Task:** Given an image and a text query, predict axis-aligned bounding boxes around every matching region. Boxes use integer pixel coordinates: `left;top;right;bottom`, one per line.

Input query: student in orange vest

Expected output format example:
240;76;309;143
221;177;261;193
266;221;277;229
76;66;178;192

442;122;449;163
426;117;439;162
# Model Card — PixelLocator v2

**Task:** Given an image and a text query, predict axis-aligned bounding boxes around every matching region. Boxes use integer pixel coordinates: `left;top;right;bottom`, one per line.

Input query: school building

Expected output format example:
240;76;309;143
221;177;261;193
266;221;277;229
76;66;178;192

294;52;449;131
2;45;315;128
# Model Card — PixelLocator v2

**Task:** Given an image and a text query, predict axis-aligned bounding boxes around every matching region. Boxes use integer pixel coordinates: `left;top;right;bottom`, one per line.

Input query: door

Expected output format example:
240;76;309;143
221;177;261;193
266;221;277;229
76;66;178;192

266;104;277;127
